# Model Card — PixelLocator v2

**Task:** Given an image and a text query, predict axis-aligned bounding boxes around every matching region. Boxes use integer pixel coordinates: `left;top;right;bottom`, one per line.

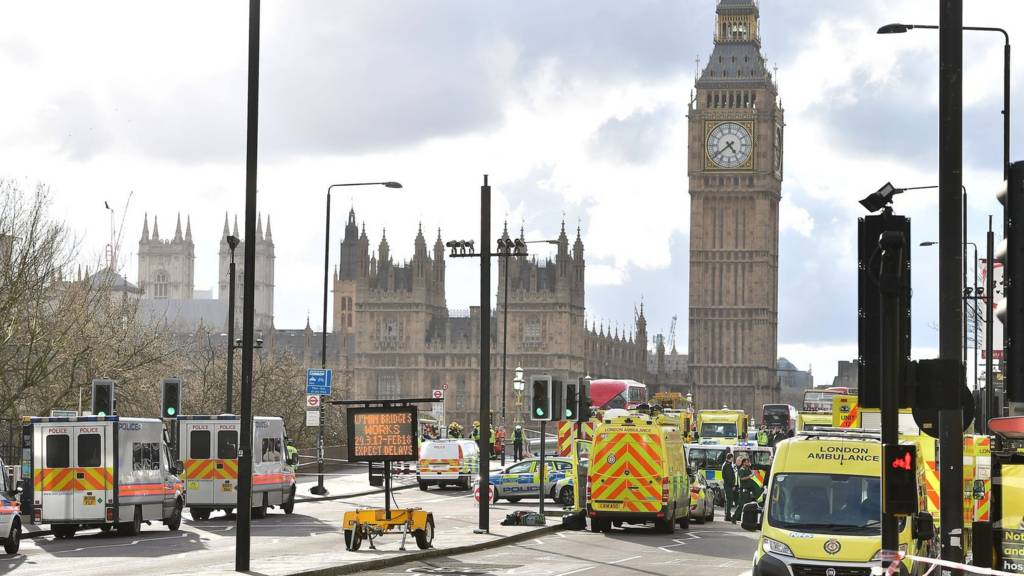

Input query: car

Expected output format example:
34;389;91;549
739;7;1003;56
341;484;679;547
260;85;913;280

688;472;715;524
487;457;573;504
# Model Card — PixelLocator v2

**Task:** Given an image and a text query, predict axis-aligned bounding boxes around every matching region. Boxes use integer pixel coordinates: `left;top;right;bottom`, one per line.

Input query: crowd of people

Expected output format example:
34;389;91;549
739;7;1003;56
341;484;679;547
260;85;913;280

721;450;764;523
426;421;530;462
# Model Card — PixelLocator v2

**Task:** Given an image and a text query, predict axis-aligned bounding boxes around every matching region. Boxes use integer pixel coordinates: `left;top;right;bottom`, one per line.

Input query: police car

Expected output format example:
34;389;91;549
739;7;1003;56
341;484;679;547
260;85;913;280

1;456;21;554
488;457;573;504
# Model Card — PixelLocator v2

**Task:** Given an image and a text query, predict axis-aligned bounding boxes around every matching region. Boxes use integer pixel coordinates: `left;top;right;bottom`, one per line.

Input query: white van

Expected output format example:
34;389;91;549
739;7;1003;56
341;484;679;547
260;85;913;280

1;455;20;554
21;416;183;538
176;415;296;520
417;439;479;490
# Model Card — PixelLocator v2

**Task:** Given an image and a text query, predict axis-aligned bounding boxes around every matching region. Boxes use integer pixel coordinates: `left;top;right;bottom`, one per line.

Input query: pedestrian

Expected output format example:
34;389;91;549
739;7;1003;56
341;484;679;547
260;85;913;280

756;426;769;447
285;437;299;469
771;426;786;447
472;421;481;442
489;425;497;456
722;452;737;523
733;457;757;521
513;425;524;461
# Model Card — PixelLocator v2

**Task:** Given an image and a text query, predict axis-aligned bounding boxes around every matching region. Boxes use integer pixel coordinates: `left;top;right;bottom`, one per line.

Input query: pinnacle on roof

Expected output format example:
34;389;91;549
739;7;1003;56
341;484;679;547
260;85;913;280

141;213;150;241
185;215;192;241
232;215;239;237
222;212;230;236
152;215;160;240
256;212;263;239
265;215;272;240
174;213;183;241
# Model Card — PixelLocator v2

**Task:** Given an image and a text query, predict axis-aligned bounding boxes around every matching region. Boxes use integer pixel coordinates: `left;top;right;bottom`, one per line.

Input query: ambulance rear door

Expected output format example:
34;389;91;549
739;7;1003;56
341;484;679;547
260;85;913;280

39;425;74;521
183;422;215;505
72;424;109;521
214;422;239;505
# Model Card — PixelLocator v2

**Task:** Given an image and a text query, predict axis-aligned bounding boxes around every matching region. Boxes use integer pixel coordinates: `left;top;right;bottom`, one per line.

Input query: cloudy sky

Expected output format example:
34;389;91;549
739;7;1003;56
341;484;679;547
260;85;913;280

2;1;1022;386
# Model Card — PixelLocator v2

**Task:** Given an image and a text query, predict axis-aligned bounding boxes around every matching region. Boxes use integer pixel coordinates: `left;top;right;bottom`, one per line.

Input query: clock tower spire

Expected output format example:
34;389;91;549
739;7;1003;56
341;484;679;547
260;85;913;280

686;0;783;417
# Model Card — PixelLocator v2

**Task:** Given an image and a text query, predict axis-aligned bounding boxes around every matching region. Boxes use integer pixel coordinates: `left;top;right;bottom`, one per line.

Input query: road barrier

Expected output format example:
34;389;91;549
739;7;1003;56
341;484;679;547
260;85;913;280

887;554;1017;576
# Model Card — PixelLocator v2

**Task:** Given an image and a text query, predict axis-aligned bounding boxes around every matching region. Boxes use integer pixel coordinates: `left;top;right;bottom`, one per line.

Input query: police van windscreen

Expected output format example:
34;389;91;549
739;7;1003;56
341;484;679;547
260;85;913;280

767;473;882;535
700;422;737;438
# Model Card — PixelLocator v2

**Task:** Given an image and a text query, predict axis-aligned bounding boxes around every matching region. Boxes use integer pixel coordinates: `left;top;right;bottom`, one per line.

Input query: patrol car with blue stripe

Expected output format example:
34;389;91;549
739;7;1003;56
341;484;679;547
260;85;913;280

487;456;573;504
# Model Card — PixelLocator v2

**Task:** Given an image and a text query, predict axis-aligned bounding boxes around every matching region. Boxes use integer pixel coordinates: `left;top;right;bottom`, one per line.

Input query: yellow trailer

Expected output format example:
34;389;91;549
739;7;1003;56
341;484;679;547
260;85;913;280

342;507;434;551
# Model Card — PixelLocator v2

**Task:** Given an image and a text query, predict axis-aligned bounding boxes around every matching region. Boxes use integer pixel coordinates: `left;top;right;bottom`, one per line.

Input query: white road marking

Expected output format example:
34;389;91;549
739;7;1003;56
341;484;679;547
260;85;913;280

64;533;188;553
608;555;641;564
554;567;593;576
554;532;566;538
532;538;544;545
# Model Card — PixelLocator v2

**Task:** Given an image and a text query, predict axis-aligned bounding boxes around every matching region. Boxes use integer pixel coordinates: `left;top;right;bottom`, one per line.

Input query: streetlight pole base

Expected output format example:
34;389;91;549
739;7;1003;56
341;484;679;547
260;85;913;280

309;486;329;496
473;528;489;534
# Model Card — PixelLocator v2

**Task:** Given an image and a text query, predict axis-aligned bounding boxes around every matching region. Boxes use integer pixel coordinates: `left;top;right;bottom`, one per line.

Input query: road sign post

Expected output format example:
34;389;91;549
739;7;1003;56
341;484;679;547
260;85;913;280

307;368;332;496
432;389;445;435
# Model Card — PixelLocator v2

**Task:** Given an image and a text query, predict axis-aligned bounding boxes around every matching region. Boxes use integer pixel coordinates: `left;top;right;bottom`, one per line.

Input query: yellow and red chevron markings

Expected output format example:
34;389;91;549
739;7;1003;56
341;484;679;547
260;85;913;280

185;459;239;480
75;467;113;491
557;422;596;457
589;432;662;508
34;467;112;492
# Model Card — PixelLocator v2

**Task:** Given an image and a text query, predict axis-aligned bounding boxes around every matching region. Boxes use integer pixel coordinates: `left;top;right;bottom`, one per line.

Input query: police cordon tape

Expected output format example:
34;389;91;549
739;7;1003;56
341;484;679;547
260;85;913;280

880;553;1018;576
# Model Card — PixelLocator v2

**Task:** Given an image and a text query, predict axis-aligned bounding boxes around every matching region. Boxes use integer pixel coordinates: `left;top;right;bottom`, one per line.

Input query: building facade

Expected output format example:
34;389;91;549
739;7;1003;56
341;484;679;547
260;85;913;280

331;209;648;427
687;0;782;416
138;213;194;300
218;213;275;332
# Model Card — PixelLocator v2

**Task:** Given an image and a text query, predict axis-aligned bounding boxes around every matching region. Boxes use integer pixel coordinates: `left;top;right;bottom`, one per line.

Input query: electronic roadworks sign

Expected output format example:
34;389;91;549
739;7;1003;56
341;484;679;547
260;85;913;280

346;406;418;462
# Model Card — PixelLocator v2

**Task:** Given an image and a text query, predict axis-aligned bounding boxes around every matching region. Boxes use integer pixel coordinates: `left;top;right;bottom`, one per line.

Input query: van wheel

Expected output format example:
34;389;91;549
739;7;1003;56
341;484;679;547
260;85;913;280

253;495;268;519
414;514;435;550
54;525;77;539
507;497;521;503
120;506;141;536
559;486;574;506
589;518;611;533
705;501;714;522
418;481;429;491
191;508;210;521
4;519;20;554
283;486;296;515
165;499;183;531
656;516;676;534
678;510;690;530
460;477;471;490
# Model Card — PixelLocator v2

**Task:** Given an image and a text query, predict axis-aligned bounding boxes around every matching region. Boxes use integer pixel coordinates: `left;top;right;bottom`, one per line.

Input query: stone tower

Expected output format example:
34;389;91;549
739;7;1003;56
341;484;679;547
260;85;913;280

686;0;782;417
138;213;194;299
218;213;275;331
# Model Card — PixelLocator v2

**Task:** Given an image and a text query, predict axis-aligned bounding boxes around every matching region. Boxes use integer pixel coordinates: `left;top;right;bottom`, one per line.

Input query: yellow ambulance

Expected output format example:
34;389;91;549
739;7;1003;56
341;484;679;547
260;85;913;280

587;410;689;533
696;409;748;445
742;429;936;575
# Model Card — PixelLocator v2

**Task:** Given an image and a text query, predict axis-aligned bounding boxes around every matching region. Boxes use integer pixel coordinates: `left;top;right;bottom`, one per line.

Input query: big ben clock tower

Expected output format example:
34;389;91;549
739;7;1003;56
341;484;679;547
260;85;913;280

687;0;782;417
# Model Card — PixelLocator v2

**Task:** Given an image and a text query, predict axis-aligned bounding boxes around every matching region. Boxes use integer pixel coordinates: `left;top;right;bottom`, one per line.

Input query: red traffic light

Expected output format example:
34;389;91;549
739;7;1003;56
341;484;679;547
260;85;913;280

891;452;912;471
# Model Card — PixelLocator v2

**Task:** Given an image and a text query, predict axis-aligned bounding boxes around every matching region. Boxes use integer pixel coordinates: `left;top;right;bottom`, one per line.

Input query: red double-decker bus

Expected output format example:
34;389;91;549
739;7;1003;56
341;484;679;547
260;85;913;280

589;379;648;410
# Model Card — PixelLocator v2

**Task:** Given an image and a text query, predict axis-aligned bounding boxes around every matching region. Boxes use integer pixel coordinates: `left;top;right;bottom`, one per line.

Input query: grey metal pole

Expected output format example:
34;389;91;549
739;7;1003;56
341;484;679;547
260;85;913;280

226;252;236;414
539;420;546;518
235;0;260;569
938;1;964;570
312;189;331;497
974;244;979;395
477;175;491;534
500;249;510;467
987;217;994;433
879;231;904;571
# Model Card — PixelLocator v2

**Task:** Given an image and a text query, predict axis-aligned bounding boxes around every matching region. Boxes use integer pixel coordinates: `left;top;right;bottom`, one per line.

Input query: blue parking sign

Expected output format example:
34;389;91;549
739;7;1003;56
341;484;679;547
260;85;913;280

306;368;332;396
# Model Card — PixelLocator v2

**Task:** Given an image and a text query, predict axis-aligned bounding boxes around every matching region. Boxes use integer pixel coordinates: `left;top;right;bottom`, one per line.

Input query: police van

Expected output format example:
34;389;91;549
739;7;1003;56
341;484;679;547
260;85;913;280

1;455;21;554
417;439;479;490
741;429;935;575
21;415;184;538
176;415;296;520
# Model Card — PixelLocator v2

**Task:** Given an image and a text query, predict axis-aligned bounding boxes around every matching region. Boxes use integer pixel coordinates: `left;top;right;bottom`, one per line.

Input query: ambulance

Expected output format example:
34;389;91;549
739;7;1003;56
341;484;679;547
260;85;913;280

796;412;833;432
696;409;748;445
20;415;184;539
587;410;690;533
176;415;296;520
1;454;21;554
741;429;936;576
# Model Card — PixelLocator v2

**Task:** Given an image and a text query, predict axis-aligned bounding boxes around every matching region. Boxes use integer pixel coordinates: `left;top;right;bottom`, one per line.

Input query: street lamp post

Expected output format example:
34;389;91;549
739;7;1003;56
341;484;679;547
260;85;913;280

311;181;402;498
923;239;981;390
225;235;239;414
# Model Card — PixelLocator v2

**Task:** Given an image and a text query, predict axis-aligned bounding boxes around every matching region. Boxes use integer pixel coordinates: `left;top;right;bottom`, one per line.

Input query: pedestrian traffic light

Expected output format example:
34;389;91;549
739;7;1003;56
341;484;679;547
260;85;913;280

578;377;591;421
998;161;1024;402
564;381;579;421
91;379;115;416
161;377;182;418
882;443;917;516
551;379;564;422
530;375;552;421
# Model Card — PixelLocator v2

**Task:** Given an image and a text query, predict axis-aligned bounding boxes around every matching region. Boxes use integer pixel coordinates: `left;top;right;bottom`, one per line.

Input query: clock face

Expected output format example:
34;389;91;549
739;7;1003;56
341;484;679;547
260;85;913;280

706;122;753;169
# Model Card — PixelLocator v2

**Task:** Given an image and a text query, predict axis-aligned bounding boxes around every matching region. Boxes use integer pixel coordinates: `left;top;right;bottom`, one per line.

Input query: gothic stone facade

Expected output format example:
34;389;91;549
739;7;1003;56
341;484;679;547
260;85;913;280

332;209;648;427
687;0;781;417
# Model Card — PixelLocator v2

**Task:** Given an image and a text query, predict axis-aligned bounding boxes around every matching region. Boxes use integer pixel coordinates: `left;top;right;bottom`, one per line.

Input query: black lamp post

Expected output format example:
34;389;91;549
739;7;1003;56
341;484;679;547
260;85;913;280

225;235;240;414
311;180;402;497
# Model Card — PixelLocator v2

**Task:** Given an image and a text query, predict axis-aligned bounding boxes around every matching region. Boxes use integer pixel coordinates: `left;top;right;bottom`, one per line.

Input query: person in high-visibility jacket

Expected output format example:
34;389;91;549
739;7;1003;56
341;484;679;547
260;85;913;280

756;427;769;447
489;426;497;456
285;438;299;469
472;422;481;442
513;425;524;461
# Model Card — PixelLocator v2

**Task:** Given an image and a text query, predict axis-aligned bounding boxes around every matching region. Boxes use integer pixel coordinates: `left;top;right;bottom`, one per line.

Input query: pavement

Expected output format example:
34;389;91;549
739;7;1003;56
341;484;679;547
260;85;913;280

2;462;586;576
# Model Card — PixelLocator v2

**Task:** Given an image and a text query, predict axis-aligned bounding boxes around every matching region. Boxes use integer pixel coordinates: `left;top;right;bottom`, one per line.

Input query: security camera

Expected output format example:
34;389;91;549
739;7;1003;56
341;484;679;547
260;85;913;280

227;235;240;250
859;182;902;213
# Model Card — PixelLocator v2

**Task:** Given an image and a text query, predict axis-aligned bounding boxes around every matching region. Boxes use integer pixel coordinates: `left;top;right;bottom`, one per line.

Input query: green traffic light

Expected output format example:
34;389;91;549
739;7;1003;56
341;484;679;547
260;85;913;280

97;411;106;417
167;407;176;416
566;410;572;418
535;408;543;417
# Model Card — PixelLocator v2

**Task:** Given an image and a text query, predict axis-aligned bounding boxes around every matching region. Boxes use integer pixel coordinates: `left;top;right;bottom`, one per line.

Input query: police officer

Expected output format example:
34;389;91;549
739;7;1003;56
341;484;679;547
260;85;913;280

489;426;497;455
285;437;299;468
756;426;769;447
722;452;737;523
733;457;759;521
472;421;481;442
513;425;524;461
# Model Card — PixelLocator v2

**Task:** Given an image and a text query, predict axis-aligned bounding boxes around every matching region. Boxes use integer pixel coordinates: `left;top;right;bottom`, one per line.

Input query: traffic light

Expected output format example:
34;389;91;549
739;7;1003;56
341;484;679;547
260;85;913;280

551;379;564;422
161;377;183;418
530;375;552;421
564;381;579;421
578;378;591;421
998;161;1024;402
91;379;115;416
882;443;917;516
857;212;911;409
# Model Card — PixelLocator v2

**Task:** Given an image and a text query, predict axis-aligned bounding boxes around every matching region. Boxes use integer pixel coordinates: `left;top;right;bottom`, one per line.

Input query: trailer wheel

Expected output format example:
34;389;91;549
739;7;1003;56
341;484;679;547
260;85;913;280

4;519;20;554
120;506;141;536
345;523;363;551
414;514;434;550
282;486;296;515
165;499;183;531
